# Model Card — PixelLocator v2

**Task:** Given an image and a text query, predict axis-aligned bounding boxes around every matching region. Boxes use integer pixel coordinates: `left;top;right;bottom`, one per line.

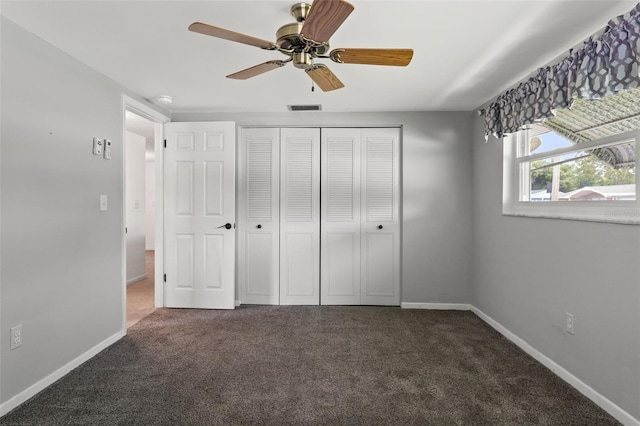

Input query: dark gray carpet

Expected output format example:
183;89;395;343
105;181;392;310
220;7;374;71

1;306;619;425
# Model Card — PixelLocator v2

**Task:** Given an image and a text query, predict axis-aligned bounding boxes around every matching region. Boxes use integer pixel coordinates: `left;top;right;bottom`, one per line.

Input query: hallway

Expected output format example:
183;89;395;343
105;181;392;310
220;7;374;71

126;251;155;328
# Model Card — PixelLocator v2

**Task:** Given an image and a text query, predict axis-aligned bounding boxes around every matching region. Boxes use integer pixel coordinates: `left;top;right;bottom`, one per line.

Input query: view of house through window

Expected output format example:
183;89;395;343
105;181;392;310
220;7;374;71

519;126;636;203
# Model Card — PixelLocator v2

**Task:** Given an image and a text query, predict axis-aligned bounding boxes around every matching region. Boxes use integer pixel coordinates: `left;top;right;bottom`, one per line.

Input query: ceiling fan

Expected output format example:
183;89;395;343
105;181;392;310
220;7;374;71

188;0;414;91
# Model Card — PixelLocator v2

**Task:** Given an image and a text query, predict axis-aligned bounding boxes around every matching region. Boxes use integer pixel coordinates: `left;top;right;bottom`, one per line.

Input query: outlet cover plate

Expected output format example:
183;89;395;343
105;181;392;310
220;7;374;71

566;313;575;335
10;324;22;350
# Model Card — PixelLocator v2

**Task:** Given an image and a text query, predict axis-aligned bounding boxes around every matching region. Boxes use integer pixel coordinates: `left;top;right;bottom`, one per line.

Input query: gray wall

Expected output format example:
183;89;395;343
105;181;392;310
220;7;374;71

173;112;474;305
471;115;640;419
0;18;166;406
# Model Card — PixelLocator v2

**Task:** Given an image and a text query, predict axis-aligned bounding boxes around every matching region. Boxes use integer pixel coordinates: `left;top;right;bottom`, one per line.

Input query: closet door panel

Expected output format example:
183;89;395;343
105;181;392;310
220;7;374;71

321;128;361;305
239;128;280;305
362;232;395;296
324;232;359;299
283;232;316;297
280;128;320;305
361;128;400;305
245;232;277;296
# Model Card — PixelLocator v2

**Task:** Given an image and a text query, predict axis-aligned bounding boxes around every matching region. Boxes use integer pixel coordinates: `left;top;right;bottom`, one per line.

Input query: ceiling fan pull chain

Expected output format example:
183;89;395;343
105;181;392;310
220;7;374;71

312;81;315;92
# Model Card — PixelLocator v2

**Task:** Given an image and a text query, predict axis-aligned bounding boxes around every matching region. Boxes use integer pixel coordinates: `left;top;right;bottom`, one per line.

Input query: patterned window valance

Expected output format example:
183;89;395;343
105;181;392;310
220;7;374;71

483;3;640;140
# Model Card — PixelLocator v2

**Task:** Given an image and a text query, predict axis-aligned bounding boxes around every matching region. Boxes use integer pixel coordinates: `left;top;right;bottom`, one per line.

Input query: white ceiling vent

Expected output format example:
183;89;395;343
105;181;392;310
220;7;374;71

288;104;322;111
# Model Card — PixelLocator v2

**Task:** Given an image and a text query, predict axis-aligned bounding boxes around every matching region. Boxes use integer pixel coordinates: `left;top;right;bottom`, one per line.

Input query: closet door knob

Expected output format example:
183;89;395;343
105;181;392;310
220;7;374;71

257;224;262;229
378;225;383;229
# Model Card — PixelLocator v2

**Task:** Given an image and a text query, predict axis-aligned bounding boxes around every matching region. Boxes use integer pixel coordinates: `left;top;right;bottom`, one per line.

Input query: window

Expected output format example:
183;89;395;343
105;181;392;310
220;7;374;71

503;124;640;223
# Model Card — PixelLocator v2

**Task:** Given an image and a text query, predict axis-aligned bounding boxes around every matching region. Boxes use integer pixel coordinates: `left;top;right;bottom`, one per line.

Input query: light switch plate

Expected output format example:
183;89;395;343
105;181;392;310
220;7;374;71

93;137;103;155
103;139;112;160
100;195;108;211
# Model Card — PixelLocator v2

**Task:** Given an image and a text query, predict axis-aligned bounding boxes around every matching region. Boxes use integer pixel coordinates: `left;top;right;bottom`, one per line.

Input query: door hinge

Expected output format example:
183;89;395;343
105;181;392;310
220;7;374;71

163;273;167;282
164;139;167;148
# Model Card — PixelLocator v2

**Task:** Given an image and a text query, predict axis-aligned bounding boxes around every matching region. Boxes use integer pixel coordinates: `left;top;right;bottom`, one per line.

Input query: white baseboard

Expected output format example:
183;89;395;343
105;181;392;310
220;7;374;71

235;300;241;307
126;274;147;285
0;330;125;417
470;306;639;426
401;302;470;310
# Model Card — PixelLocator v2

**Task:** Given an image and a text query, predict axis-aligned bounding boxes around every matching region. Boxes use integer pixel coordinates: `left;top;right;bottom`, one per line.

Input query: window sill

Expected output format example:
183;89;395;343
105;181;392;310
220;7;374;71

503;203;640;225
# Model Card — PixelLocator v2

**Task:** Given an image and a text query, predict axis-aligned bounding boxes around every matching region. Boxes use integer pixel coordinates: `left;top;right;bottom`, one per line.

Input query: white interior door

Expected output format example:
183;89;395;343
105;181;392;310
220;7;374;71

361;128;400;305
164;121;236;309
321;128;361;305
239;127;280;305
280;128;320;305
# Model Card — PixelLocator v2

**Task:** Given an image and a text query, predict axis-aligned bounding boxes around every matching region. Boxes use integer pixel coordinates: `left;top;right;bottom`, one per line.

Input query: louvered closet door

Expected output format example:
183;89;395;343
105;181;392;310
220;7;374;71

280;128;320;305
361;128;400;305
321;128;362;305
239;128;280;305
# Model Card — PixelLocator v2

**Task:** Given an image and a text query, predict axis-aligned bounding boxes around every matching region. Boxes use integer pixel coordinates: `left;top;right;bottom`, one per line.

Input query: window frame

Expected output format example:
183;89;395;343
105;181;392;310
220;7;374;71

503;127;640;224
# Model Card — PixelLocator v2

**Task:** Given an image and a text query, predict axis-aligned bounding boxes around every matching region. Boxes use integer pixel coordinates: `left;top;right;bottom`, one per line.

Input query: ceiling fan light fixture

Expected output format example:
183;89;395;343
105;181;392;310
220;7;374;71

156;95;173;105
288;104;322;111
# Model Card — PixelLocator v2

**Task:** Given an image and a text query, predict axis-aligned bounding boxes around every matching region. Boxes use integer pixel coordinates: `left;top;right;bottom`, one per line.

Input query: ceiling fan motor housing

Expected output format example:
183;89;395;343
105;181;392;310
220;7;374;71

276;22;304;50
276;22;330;56
277;2;328;70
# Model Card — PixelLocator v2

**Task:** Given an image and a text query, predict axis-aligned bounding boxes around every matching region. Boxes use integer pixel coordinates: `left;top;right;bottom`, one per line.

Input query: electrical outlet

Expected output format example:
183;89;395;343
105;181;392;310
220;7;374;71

566;312;575;335
10;324;22;350
100;195;108;211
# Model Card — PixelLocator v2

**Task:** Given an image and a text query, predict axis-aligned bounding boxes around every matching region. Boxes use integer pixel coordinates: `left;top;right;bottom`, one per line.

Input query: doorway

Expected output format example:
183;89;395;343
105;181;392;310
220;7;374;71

122;95;170;330
125;110;156;326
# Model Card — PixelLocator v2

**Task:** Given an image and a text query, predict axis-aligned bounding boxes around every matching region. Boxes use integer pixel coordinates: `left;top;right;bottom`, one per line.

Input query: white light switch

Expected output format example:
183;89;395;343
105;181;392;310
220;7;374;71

93;137;103;155
100;195;108;211
103;139;112;160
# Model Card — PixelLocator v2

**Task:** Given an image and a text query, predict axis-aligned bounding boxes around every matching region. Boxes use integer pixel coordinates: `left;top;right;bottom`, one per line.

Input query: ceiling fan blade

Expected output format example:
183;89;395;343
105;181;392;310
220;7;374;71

188;22;275;50
306;64;344;91
330;48;414;66
226;60;289;80
300;0;354;45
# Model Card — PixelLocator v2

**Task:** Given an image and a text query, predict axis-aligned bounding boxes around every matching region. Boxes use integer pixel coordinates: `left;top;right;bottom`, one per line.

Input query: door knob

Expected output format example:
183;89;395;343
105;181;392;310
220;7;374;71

217;223;232;230
378;225;383;229
257;224;262;229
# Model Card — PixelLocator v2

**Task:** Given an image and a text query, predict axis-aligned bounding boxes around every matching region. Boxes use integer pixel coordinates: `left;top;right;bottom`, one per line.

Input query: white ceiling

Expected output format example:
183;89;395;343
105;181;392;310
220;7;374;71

2;1;636;114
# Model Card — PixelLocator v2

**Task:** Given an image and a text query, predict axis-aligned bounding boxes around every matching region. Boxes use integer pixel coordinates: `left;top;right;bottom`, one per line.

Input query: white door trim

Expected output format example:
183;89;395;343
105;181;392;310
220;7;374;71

121;95;170;333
